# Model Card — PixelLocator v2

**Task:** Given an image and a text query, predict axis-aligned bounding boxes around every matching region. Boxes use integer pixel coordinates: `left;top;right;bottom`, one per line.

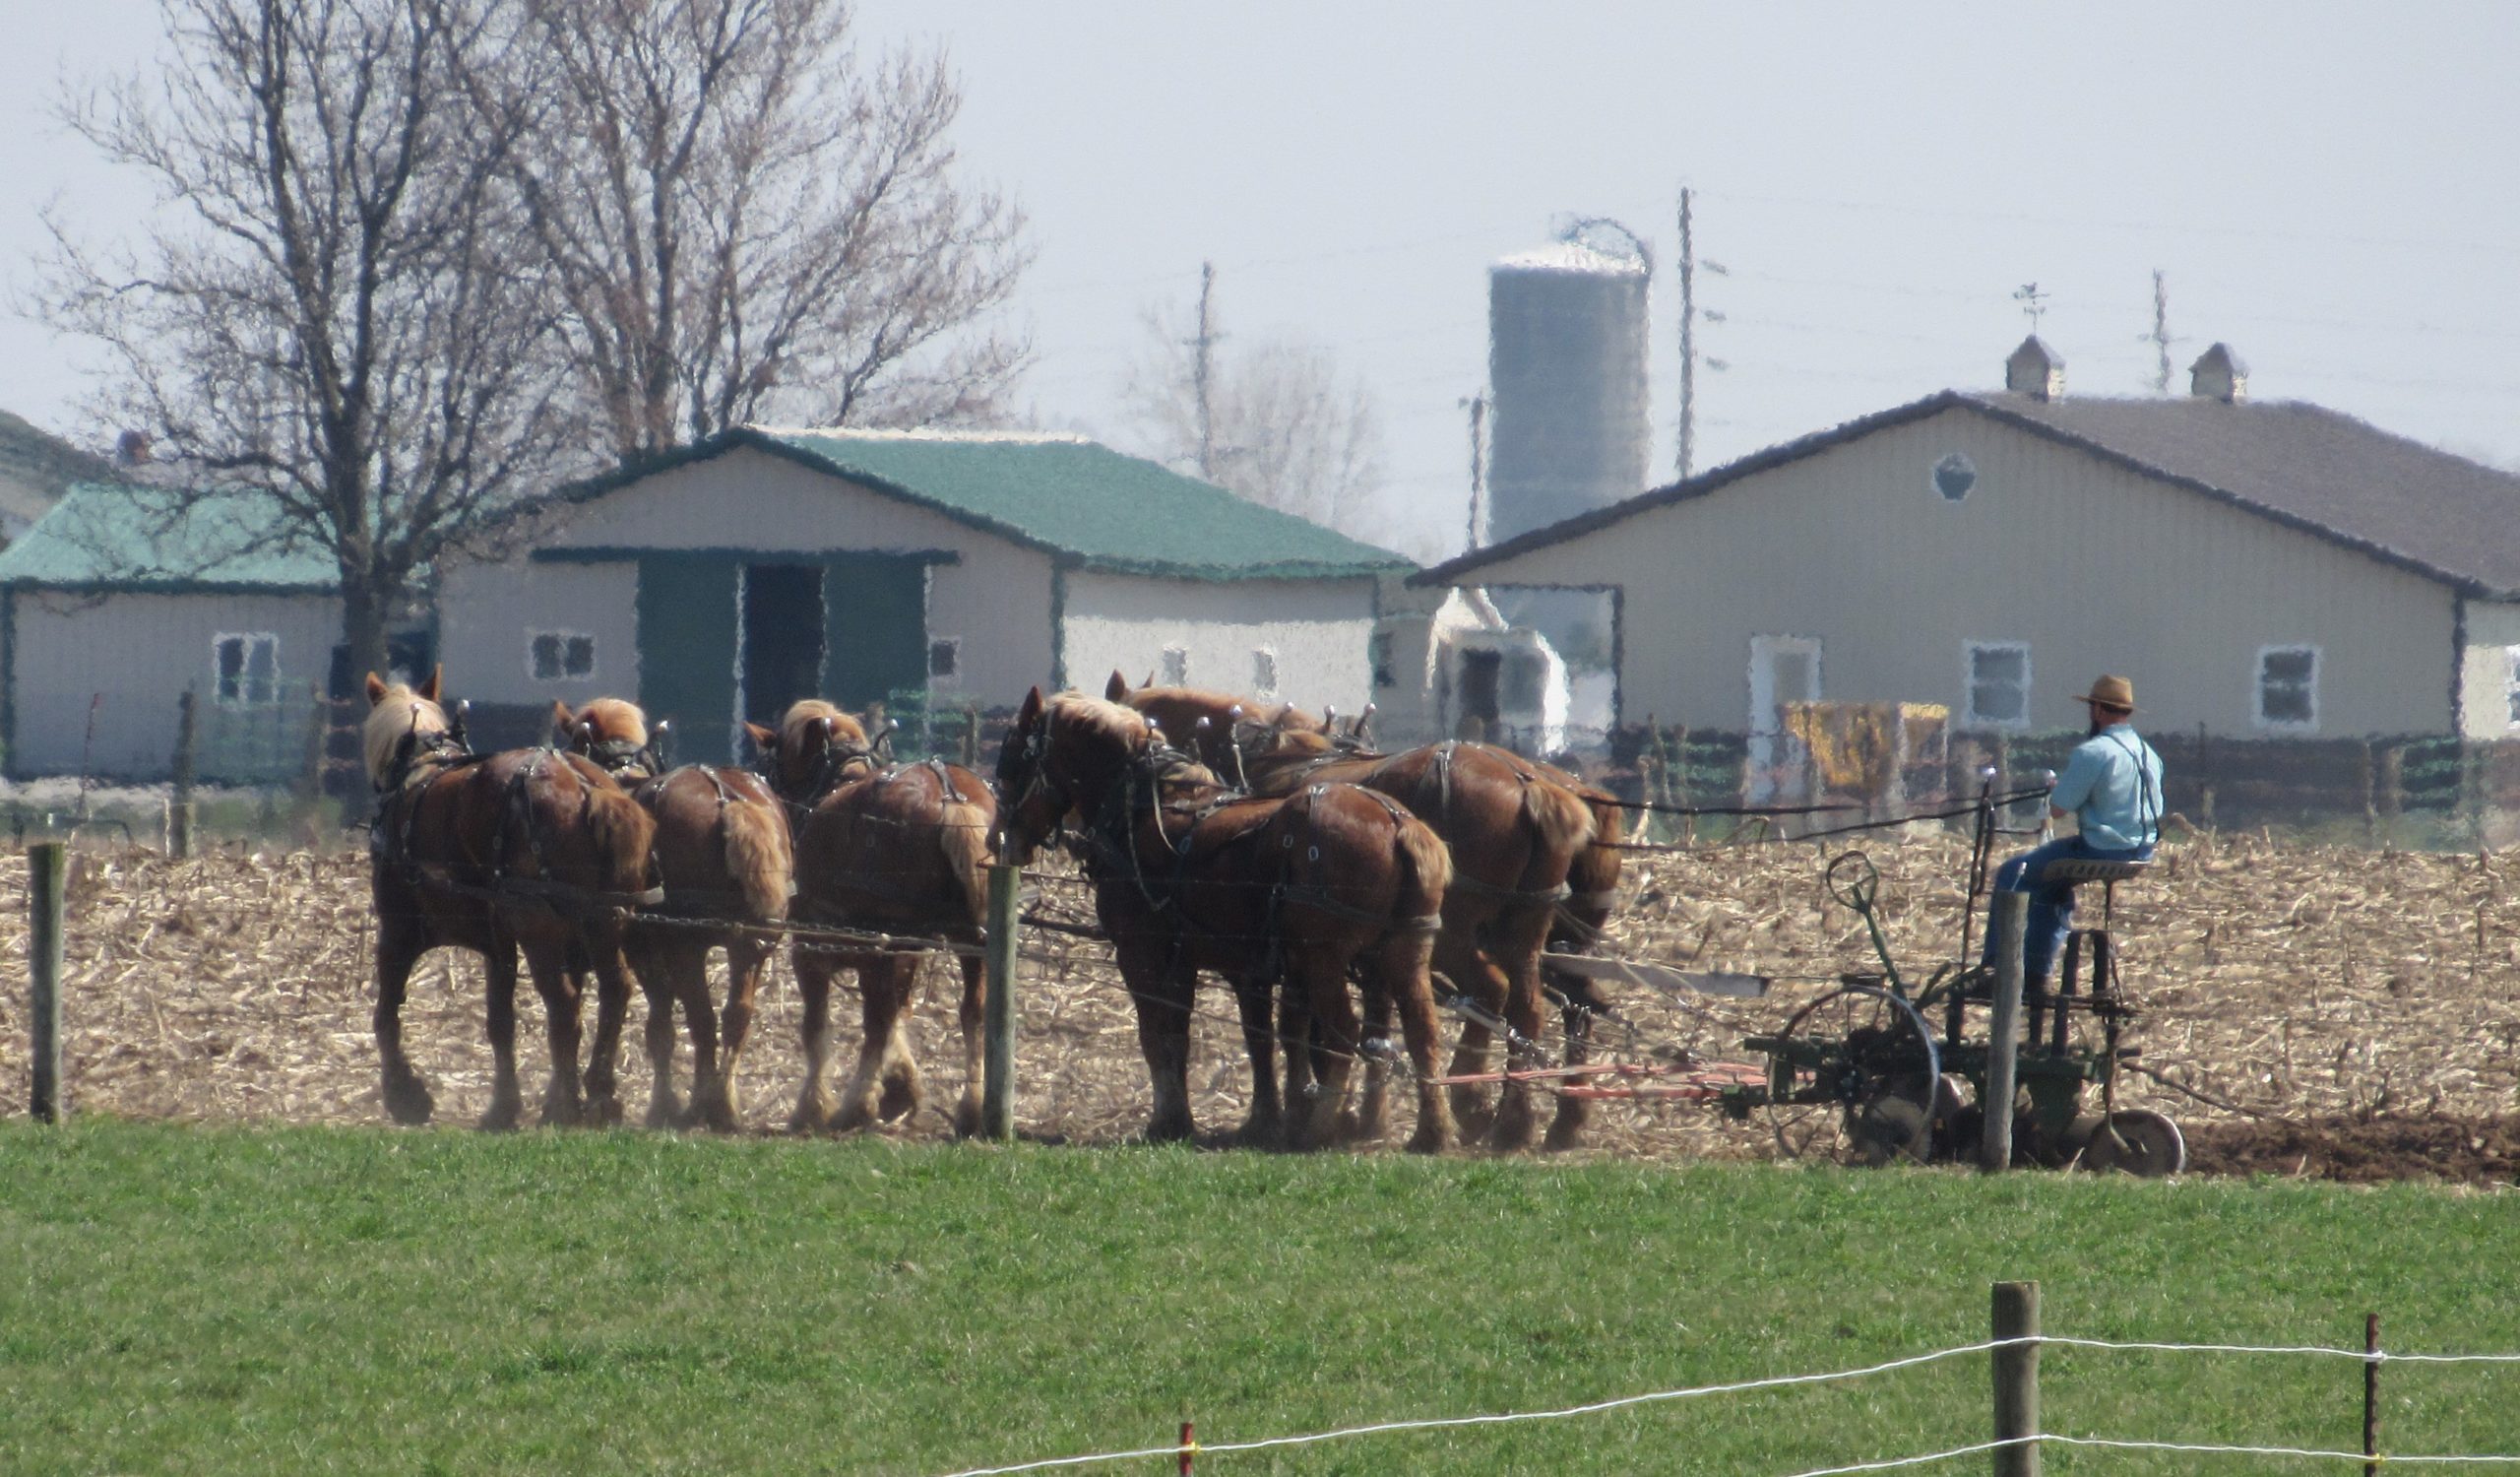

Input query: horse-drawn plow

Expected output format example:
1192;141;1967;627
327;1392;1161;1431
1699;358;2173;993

14;674;2520;1183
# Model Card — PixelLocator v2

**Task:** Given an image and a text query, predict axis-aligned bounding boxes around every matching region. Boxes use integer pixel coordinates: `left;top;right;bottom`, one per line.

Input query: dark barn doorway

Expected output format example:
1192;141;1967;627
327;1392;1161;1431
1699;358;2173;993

741;563;827;727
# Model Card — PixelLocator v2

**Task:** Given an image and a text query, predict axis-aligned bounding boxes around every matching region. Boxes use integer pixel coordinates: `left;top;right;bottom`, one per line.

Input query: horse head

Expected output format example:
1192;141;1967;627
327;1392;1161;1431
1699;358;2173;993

991;688;1153;866
361;666;457;791
750;699;876;807
554;697;658;780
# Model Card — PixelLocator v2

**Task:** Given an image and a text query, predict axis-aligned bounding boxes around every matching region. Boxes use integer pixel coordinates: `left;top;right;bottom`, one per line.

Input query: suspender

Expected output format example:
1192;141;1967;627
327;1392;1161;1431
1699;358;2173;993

2101;729;2160;849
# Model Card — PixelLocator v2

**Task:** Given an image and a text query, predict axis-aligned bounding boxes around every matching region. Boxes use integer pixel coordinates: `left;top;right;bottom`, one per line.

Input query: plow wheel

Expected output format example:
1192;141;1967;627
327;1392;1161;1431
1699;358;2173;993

2076;1109;2186;1177
1766;984;1942;1166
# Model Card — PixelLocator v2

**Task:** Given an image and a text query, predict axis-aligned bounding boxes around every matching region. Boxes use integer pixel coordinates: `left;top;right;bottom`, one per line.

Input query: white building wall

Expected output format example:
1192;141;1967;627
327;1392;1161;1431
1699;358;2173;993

437;558;640;706
1060;571;1377;718
7;589;342;777
438;444;1060;709
1450;406;2459;738
2458;600;2520;738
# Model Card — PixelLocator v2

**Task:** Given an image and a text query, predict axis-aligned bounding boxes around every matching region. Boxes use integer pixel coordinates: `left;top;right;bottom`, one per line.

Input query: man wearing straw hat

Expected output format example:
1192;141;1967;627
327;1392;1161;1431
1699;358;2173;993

1980;674;2163;987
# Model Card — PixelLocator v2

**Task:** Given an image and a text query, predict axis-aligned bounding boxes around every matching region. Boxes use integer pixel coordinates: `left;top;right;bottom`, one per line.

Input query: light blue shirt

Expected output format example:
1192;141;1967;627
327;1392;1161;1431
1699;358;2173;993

2050;723;2163;851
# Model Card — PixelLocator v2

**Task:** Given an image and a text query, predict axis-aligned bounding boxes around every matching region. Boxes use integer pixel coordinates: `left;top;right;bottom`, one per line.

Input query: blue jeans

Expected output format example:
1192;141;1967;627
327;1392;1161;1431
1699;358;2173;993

1981;835;2154;982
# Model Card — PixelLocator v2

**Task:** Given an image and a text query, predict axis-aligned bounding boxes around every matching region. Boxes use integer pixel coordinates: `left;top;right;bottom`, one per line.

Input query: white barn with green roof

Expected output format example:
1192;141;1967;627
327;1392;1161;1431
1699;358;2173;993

0;482;345;781
436;427;1411;761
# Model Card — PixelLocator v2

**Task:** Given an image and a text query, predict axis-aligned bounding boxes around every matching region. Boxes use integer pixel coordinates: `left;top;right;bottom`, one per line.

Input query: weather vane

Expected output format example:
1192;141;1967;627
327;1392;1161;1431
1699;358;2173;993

2013;282;2048;332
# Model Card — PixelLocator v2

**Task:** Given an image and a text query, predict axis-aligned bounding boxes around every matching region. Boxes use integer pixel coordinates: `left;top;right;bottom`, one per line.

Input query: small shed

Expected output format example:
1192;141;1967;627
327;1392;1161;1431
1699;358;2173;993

0;482;344;781
437;427;1411;760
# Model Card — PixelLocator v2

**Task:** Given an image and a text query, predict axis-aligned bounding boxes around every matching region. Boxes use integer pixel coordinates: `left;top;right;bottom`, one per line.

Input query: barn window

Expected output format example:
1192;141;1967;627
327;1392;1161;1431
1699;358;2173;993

213;632;280;705
529;630;597;681
2255;645;2319;732
1252;647;1279;698
1931;452;1978;502
2505;647;2520;728
1160;645;1188;685
1964;641;2031;730
928;637;961;682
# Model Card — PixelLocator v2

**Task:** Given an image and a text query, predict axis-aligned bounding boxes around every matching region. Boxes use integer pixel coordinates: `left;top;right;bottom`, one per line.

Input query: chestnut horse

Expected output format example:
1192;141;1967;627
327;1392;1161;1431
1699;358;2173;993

750;700;997;1137
994;689;1458;1151
1105;674;1593;1149
362;670;656;1128
556;698;792;1130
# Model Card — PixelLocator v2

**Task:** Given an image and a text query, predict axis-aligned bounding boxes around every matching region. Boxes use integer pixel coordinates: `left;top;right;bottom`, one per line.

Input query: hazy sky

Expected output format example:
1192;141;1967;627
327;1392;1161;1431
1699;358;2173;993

7;2;2519;558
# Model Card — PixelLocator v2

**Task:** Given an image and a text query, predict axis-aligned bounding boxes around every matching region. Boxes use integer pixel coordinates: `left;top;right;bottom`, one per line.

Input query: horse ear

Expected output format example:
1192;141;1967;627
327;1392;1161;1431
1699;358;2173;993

363;673;387;706
1104;670;1129;702
1018;686;1044;726
549;700;574;743
418;665;442;703
743;721;779;752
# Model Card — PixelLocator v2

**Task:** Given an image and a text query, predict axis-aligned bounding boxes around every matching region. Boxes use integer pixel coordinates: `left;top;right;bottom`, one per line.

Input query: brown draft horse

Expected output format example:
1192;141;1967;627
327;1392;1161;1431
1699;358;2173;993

750;700;997;1137
362;670;656;1128
556;698;792;1130
993;689;1458;1151
1105;674;1599;1149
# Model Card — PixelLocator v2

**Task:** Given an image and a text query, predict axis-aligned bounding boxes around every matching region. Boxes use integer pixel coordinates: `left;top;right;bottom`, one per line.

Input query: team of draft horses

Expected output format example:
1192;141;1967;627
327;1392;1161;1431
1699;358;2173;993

361;664;1628;1154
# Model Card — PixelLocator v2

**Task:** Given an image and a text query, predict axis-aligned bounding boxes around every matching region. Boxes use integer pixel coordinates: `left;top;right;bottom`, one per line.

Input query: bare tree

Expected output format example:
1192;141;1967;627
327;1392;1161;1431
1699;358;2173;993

42;0;575;681
489;0;1031;462
1124;280;1392;546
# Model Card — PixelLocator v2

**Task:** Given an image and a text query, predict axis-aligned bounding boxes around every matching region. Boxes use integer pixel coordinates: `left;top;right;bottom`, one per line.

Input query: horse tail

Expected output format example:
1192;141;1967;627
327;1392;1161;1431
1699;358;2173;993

1521;772;1597;867
1391;810;1454;929
721;792;793;922
935;773;994;928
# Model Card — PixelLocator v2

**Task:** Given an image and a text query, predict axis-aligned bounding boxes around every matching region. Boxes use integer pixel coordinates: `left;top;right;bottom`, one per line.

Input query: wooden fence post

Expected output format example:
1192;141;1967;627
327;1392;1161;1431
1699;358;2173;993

1982;891;2028;1172
982;862;1021;1142
1991;1280;2041;1477
30;839;67;1123
169;688;199;860
961;700;981;768
2363;1312;2380;1477
2360;739;2378;847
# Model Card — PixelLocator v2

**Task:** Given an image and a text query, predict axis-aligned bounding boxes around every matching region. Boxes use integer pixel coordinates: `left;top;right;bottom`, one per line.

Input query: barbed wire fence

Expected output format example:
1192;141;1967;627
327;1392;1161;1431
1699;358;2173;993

10;752;2520;1152
931;1285;2520;1477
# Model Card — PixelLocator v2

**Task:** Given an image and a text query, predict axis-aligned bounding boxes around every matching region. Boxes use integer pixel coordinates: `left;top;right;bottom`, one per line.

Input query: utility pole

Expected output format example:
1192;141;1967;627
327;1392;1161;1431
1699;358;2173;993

2145;269;2177;394
1190;261;1223;481
1676;187;1695;481
1462;393;1489;550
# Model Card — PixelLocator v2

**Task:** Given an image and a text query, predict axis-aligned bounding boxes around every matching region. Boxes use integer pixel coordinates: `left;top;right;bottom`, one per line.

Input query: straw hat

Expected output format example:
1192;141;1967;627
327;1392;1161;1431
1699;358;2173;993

2072;674;2136;712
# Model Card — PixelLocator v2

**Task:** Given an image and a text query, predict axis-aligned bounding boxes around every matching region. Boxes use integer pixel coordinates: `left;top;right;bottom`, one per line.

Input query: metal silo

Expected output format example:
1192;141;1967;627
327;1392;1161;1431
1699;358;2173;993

1484;236;1652;544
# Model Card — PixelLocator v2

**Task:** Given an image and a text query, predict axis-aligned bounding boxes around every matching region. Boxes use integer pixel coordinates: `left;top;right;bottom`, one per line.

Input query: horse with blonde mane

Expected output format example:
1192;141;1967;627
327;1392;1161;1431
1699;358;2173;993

995;689;1459;1151
362;669;656;1128
556;697;793;1130
750;699;998;1136
1104;673;1604;1149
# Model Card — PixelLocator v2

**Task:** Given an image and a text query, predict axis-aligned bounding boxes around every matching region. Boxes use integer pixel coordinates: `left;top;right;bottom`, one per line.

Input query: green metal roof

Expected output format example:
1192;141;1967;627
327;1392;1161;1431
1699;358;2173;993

0;481;338;592
559;428;1415;581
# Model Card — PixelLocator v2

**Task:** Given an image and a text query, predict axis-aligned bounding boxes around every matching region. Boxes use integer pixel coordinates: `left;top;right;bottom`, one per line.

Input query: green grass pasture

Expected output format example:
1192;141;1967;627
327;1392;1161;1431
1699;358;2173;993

3;1121;2513;1474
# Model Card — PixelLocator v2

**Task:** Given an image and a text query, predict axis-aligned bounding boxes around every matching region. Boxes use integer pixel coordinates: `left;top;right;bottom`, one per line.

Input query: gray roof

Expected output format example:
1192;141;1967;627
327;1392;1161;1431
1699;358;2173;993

1418;389;2520;598
0;412;121;529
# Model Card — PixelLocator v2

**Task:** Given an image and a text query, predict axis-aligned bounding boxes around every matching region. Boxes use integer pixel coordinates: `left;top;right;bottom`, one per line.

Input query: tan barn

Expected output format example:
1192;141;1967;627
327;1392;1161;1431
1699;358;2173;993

1414;341;2520;743
437;427;1410;761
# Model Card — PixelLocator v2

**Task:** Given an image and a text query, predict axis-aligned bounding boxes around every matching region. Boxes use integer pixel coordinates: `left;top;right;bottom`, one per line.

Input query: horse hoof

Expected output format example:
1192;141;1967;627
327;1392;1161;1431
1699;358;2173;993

1406;1125;1448;1155
877;1079;920;1124
382;1076;435;1126
478;1101;523;1132
1544;1117;1588;1153
951;1101;985;1140
584;1098;624;1128
831;1100;875;1134
1488;1101;1538;1152
645;1100;681;1131
788;1100;832;1134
